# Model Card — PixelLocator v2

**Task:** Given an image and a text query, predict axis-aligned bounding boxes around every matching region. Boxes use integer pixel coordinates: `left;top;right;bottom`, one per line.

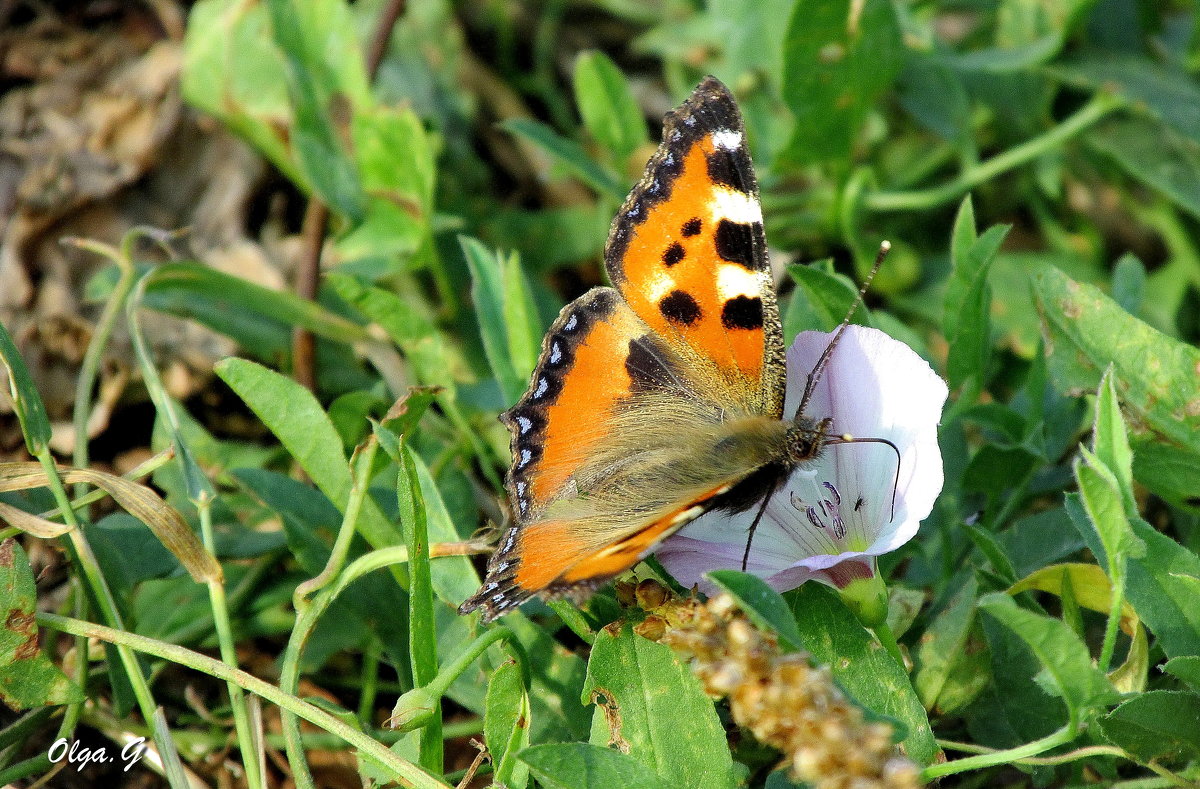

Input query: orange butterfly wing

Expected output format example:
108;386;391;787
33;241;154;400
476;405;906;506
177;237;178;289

460;78;786;621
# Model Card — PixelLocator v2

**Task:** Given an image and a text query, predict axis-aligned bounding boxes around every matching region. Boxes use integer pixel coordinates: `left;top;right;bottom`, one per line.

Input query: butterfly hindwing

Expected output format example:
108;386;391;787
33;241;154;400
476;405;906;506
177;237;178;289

605;77;785;420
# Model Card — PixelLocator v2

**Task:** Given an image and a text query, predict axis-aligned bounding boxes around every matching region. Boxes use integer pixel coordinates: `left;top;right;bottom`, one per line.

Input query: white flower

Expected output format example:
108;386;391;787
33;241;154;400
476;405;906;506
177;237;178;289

657;325;948;593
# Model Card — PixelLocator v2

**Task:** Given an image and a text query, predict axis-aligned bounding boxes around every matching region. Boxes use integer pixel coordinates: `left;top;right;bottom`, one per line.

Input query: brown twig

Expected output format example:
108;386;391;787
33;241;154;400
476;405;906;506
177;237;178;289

291;0;408;392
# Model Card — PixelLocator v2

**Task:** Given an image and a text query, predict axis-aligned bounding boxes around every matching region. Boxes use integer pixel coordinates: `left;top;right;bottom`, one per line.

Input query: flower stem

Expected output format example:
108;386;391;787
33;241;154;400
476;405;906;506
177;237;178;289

921;724;1076;780
871;620;907;671
863;93;1123;214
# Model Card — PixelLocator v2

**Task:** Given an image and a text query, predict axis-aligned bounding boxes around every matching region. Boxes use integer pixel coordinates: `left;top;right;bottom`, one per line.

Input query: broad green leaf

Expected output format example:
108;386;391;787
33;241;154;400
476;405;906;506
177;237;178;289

1075;451;1142;572
582;628;739;789
0;539;85;708
706;570;802;651
520;743;670;789
337;106;437;262
708;0;796;85
780;0;902;164
501;252;541;386
1087;117;1200;219
1066;494;1200;659
788;584;939;765
182;0;295;181
0;320;52;455
214;358;404;553
1164;656;1200;690
782;261;866;339
265;0;367;219
915;576;978;710
485;660;531;789
897;57;971;144
1055;56;1200;142
502;118;625;202
978;593;1117;721
573;52;646;162
1099;691;1200;763
1129;439;1200;512
1034;262;1200;459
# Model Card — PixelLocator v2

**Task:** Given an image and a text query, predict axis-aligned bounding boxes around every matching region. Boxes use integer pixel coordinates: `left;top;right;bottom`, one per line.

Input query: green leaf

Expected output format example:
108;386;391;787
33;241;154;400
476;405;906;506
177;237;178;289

1074;453;1140;573
0;320;52;455
327;274;456;394
1111;254;1146;315
141;261;368;350
915;576;978;711
485;660;531;789
582;628;739;789
1130;437;1200;512
706;570;803;651
520;743;670;789
788;584;939;765
337;106;437;262
708;0;798;85
214;358;404;553
573;52;646;162
1164;656;1200;690
182;0;295;181
1066;494;1200;659
1087;117;1200;219
1091;368;1134;500
1099;691;1200;763
897;57;971;144
0;540;85;708
943;198;1010;390
265;0;368;219
977;593;1117;721
782;261;864;339
1055;56;1200;142
780;0;902;164
461;237;540;403
1034;262;1200;459
501;118;625;202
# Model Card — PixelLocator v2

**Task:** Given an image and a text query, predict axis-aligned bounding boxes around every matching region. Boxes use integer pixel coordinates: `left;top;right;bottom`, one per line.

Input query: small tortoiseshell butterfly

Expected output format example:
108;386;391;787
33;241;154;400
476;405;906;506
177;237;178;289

461;77;868;622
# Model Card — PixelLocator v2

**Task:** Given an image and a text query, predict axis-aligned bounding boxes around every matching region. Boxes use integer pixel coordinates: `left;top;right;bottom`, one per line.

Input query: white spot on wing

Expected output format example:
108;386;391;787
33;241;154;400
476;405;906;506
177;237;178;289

716;264;760;300
709;187;762;224
516;416;532;434
646;272;674;304
564;313;578;331
533;378;549;399
518;448;532;468
549;341;562;364
711;129;742;151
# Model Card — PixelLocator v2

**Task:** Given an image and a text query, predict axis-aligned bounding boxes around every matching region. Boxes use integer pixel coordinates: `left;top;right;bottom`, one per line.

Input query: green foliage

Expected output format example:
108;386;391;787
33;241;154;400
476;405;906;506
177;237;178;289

3;1;1200;788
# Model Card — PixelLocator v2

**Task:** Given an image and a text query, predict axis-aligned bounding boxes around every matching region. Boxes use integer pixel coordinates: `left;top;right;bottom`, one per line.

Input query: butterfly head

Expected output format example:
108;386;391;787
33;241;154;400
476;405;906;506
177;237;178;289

783;416;834;466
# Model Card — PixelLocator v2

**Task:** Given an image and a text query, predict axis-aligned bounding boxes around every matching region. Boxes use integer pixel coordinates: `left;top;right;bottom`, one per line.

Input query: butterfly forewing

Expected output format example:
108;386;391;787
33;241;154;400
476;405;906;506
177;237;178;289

605;77;785;420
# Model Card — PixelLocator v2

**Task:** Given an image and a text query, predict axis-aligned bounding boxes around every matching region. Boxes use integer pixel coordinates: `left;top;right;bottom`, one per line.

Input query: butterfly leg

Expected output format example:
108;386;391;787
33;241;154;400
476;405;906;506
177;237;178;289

740;473;784;571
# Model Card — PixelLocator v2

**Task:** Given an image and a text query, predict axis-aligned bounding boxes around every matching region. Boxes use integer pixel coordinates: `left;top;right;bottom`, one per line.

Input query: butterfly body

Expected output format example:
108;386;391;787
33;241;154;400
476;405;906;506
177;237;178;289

460;77;828;621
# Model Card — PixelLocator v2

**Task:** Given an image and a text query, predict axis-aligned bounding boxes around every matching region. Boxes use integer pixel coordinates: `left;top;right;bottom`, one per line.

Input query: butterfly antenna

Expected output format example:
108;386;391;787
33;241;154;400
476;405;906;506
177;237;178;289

741;475;783;571
823;434;901;521
797;241;891;416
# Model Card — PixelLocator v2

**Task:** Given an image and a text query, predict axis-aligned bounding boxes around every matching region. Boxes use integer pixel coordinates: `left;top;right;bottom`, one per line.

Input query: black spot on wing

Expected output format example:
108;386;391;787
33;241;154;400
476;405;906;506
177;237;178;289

659;290;702;326
625;335;683;393
663;242;685;267
714;219;759;270
706;147;753;192
721;296;763;330
682;218;702;237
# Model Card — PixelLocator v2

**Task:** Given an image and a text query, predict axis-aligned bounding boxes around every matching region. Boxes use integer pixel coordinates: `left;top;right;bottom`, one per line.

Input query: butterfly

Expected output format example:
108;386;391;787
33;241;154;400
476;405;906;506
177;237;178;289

460;76;876;622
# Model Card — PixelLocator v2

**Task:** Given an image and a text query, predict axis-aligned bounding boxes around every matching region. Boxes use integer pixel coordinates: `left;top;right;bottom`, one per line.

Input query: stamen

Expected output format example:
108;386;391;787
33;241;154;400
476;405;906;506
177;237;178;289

822;481;841;505
806;507;824;530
